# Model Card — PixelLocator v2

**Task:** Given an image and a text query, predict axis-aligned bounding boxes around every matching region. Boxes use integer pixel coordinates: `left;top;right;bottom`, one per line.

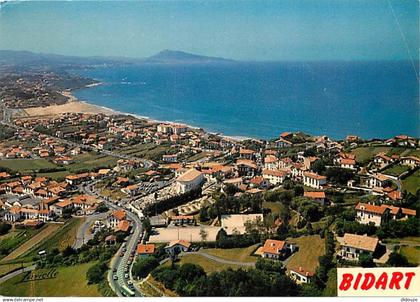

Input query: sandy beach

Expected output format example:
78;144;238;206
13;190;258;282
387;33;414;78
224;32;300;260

21;89;250;142
23;100;118;117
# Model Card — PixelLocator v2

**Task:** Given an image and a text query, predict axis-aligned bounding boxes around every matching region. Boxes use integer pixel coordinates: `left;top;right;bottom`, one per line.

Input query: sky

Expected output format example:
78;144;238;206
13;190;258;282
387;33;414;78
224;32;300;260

0;0;418;61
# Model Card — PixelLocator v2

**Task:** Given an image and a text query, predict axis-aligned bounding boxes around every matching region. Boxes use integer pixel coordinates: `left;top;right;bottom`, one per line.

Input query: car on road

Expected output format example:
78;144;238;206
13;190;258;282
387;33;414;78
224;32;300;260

124;267;129;273
127;280;133;285
127;260;132;265
113;268;117;273
113;275;118;280
125;273;129;279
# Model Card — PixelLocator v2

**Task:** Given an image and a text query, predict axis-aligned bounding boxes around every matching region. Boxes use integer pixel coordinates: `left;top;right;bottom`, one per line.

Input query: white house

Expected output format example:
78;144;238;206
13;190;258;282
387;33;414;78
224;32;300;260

338;233;379;261
176;168;204;194
262;169;286;186
355;202;389;226
164;240;191;255
303;172;327;189
400;156;420;167
289;267;314;284
260;239;296;260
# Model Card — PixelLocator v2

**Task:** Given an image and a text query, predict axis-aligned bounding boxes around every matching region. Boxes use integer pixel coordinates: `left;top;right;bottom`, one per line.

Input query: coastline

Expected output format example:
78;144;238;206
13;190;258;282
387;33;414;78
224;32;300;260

22;87;251;142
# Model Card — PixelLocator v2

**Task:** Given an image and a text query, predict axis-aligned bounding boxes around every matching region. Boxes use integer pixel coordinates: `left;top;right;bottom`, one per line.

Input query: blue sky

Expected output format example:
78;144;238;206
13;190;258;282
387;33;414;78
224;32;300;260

0;0;418;61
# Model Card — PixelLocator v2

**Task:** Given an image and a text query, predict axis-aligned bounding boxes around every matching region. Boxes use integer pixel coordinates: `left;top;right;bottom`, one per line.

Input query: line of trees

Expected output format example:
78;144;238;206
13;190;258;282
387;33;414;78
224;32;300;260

151;261;301;296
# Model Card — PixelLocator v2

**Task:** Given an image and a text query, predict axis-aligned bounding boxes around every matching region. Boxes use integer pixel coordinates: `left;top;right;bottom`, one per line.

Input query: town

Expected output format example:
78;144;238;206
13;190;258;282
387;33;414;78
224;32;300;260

0;65;419;297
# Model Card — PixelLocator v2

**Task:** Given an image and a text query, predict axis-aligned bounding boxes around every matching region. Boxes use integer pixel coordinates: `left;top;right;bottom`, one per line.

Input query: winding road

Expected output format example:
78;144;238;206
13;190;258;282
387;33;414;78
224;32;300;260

80;181;144;297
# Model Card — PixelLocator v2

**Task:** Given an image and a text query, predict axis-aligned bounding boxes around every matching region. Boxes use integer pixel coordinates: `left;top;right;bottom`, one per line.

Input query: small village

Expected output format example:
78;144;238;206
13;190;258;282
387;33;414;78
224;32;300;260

0;105;419;296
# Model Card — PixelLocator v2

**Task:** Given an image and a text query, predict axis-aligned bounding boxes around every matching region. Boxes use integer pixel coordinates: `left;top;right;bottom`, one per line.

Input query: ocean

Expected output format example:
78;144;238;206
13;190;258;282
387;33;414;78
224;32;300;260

73;61;419;140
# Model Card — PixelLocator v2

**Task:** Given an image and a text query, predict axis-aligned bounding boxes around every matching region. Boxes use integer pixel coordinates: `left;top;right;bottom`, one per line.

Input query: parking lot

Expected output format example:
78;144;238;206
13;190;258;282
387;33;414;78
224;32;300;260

148;225;221;243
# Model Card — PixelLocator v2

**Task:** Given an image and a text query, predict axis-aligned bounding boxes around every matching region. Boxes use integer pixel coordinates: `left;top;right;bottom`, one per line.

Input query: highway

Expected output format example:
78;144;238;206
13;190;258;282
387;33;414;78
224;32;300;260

81;182;144;297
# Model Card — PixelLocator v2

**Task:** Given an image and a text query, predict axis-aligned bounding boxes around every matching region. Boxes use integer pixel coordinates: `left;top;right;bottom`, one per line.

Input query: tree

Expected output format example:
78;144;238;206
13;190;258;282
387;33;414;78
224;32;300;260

142;218;152;234
387;252;410;267
358;253;375;268
62;246;76;257
0;222;12;235
132;256;160;278
199;207;209;222
86;262;107;284
199;228;208;242
96;203;109;213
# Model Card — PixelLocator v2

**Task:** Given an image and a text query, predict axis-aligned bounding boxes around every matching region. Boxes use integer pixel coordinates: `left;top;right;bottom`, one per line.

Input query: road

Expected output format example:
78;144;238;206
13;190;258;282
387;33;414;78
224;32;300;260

81;181;144;297
72;212;108;249
0;265;36;284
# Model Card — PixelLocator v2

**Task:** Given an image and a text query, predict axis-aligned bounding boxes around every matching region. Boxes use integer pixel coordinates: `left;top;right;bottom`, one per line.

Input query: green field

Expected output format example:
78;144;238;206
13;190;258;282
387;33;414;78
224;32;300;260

0;228;44;260
382;165;410;177
286;235;325;273
67;153;118;172
352;146;408;164
22;218;83;258
400;246;420;265
402;169;420;194
167;254;248;274
0;262;100;297
202;244;259;263
0;159;57;173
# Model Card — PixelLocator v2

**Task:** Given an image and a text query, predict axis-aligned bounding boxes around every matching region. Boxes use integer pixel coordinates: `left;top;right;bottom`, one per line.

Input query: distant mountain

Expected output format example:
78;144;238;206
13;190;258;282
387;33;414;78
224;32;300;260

146;49;234;64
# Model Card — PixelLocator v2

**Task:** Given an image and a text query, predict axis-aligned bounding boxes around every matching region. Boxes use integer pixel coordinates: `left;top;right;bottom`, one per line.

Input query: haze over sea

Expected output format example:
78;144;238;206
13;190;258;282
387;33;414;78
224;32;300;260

73;60;419;140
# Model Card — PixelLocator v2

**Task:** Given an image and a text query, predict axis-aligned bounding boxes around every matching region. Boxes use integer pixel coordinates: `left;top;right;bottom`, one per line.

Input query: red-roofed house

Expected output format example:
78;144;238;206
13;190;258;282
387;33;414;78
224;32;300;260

304;191;326;206
355;202;389;226
137;244;156;258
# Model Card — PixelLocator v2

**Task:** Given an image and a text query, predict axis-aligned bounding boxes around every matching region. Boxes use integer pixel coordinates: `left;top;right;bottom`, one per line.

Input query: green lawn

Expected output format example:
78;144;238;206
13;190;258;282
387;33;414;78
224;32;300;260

0;159;57;173
382;165;410;177
402;169;420;194
202;244;259;263
166;254;248;274
400;246;420;265
286;235;325;273
0;262;101;297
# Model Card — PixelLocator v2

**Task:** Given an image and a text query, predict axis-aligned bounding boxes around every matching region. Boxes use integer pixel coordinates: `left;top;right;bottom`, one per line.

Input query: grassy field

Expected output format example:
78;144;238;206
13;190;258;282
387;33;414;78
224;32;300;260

400;246;420;265
1;224;61;262
202;244;259;263
351;146;409;164
136;275;177;297
263;201;283;214
0;262;33;277
286;235;325;273
23;218;84;258
67;153;118;172
382;165;410;177
0;262;101;297
0;159;57;173
402;169;420;194
36;170;70;180
0;227;45;258
167;254;248;274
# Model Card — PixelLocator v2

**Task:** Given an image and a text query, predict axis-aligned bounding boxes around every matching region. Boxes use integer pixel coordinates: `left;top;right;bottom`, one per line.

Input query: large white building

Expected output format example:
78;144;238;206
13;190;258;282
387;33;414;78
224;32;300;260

176;168;204;194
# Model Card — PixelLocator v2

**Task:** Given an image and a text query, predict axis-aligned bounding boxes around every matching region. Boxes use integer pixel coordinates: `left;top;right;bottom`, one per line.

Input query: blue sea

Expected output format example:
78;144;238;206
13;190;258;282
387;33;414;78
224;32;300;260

73;61;419;140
